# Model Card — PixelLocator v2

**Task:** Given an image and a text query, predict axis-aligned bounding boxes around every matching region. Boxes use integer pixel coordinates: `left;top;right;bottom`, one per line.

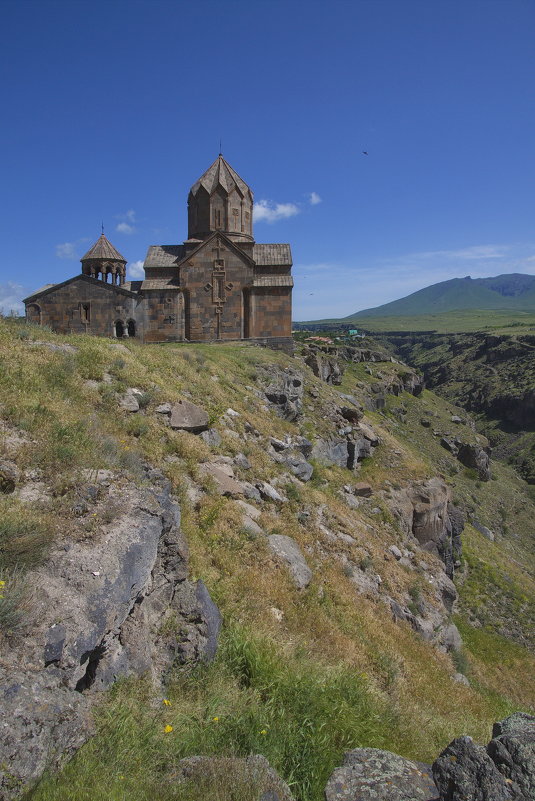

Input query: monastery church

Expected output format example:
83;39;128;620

24;156;294;350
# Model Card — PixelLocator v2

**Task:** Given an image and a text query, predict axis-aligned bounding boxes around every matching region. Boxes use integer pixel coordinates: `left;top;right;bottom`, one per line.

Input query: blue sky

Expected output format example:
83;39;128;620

1;0;534;319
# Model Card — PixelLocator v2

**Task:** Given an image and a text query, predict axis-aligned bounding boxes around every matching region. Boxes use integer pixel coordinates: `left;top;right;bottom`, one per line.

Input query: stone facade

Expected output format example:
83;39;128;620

24;156;293;351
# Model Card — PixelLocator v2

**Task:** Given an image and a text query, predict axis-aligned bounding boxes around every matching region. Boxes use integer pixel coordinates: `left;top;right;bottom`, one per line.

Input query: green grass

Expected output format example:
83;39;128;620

28;624;394;801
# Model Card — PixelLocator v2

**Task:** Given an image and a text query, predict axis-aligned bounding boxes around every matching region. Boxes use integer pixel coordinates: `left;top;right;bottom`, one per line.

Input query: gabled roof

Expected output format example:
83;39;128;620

144;245;185;268
23;274;139;303
253;244;292;267
81;234;127;263
190;155;251;198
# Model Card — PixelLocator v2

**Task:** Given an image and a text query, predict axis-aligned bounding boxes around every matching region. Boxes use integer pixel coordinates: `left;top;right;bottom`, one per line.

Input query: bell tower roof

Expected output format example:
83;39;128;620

81;233;126;263
190;154;252;199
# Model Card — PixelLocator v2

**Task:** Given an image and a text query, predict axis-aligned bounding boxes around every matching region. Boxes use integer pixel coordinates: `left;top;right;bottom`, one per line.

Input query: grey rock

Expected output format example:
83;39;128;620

264;368;304;421
267;534;312;589
472;520;495;541
118;389;140;412
256;482;287;503
354;482;373;497
0;459;19;493
488;713;535;800
453;672;470;686
169;399;209;432
433;736;511;801
270;437;289;451
27;340;77;354
340;406;363;424
457;442;491;481
325;748;438;800
441;437;459;454
241;482;263;502
438;622;463;653
0;479;220;799
284;452;314;482
174;755;294;801
242;515;264;536
389;545;403;560
236;499;261;520
199;428;222;447
201;463;244;497
234;452;252;470
155;402;172;414
304;350;343;385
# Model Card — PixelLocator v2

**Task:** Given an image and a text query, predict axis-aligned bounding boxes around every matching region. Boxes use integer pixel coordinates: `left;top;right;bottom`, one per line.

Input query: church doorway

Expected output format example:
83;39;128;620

127;320;136;337
115;320;125;338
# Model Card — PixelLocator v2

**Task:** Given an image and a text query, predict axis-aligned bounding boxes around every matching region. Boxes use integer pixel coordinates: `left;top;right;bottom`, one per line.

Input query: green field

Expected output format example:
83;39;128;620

297;309;535;334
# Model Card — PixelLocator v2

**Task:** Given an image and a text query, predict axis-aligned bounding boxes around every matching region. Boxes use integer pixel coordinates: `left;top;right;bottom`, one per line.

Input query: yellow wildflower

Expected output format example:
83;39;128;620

212;716;219;722
260;729;267;736
163;699;171;706
164;724;173;733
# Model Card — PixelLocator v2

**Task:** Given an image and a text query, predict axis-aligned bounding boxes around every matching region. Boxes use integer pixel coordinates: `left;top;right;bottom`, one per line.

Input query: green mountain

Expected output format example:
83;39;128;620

346;273;535;319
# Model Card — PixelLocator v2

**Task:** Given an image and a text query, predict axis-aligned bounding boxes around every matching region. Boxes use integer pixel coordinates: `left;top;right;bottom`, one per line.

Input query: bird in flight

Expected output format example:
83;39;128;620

362;151;369;156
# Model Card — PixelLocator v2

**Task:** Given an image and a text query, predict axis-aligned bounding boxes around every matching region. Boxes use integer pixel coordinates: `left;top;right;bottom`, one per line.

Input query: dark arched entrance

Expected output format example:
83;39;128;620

115;320;125;338
127;320;136;337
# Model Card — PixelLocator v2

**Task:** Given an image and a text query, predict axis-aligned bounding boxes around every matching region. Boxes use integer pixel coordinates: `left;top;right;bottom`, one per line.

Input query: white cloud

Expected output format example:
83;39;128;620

56;242;78;260
308;192;322;205
116;222;135;234
413;244;509;261
128;260;145;279
0;282;27;316
253;199;300;224
115;210;137;234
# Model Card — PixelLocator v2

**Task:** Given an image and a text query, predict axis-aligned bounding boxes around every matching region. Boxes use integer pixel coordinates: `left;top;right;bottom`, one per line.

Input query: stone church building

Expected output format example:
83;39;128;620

24;156;293;350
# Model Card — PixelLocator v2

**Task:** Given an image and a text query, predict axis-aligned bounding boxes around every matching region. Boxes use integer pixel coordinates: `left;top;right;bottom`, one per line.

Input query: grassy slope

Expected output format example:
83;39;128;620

0;319;533;801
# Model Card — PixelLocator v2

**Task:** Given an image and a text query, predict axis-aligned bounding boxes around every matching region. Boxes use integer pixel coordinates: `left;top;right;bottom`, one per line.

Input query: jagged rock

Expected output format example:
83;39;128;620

389;544;403;560
201;463;244;497
354;482;372;497
440;436;458;454
0;478;220;799
472;520;495;541
304;350;343;385
267;534;312;589
488;712;535;800
236;499;261;520
457;442;491;481
340;405;364;424
155;402;172;414
433;736;511;801
325;748;438;801
242;482;263;502
199;428;222;447
257;481;287;503
234;452;252;470
388;479;464;578
118;388;140;412
169;399;209;432
0;459;19;493
358;421;380;445
270;436;290;451
283;452;314;482
174;755;294;800
312;437;371;470
264;368;304;421
437;622;463;653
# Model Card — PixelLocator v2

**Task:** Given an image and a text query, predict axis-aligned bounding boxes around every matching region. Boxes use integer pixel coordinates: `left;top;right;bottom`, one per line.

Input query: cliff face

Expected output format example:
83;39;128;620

0;319;534;801
377;331;535;483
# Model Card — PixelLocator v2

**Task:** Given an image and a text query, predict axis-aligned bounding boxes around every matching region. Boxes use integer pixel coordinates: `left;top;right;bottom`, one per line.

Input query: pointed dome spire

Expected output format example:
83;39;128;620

187;155;254;243
81;233;127;263
190;154;252;199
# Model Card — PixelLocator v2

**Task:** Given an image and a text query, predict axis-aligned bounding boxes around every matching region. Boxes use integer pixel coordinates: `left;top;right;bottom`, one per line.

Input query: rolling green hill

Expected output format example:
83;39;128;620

346;273;535;319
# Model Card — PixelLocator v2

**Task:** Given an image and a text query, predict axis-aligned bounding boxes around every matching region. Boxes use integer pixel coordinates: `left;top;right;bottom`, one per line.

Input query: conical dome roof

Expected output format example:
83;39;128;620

190;155;252;198
81;234;126;263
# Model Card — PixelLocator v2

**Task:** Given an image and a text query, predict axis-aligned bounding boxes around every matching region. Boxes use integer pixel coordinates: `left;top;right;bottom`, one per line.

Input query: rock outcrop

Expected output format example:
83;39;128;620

174;755;294;801
0;470;221;799
325;748;438;800
264;368;304;421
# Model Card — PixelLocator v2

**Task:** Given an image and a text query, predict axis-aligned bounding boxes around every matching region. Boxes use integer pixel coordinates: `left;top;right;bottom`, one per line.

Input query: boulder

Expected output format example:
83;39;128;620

488;712;535;800
201;463;244;497
174;755;294;801
267;534;312;589
118;389;140;412
304;350;343;385
199;428;222;447
169;399;209;432
457;442;491;481
433;736;511;801
283;452;314;482
472;520;495;541
0;459;19;493
256;482;287;503
325;748;438;801
354;482;373;497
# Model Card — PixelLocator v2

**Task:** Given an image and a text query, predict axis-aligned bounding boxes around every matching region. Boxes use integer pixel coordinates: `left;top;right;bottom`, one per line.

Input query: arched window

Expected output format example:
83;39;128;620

127;320;136;338
115;320;125;338
27;304;41;325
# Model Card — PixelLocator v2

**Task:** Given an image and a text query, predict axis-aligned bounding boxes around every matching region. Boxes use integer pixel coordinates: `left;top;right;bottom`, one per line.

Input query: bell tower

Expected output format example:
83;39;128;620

187;155;254;244
80;233;127;285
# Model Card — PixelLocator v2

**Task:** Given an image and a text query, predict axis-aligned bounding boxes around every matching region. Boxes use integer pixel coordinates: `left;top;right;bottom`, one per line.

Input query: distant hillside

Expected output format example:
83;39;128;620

346;273;535;319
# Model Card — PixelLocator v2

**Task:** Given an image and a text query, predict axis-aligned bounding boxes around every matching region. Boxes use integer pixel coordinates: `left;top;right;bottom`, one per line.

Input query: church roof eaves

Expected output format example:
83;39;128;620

253;243;292;266
144;245;185;268
23;274;139;303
